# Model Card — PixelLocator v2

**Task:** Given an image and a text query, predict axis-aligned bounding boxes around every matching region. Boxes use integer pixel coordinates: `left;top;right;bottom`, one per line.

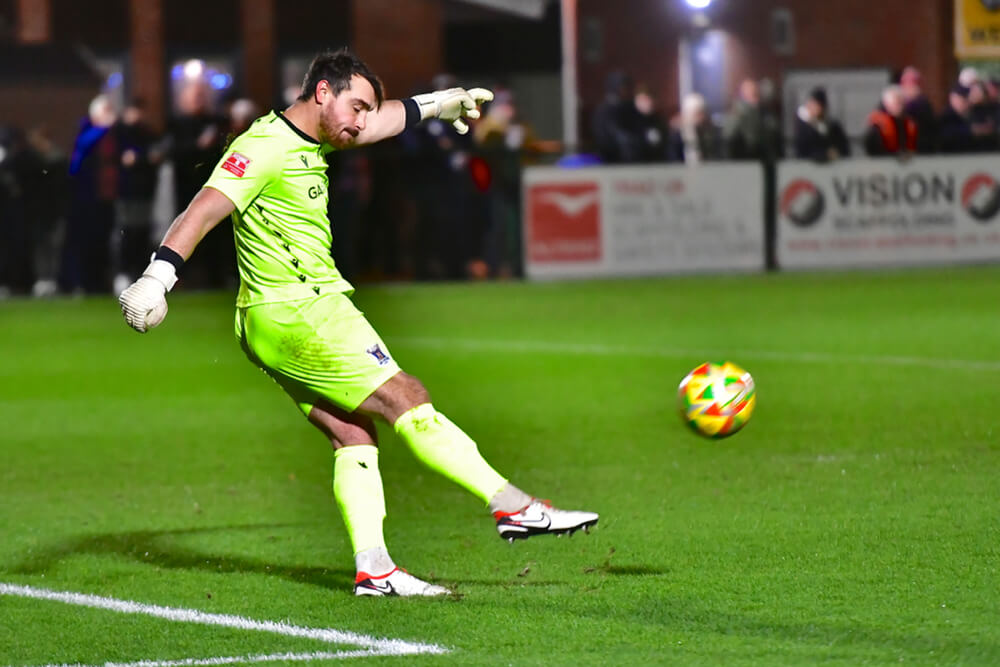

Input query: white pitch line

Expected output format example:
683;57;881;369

0;582;448;659
393;336;1000;372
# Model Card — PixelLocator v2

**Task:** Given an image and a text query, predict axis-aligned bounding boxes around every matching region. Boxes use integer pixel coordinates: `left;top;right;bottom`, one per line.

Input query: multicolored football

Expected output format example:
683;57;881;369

678;361;756;438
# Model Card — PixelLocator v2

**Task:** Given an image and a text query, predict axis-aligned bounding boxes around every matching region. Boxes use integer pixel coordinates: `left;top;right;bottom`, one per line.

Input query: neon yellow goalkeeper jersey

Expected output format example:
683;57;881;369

204;110;353;307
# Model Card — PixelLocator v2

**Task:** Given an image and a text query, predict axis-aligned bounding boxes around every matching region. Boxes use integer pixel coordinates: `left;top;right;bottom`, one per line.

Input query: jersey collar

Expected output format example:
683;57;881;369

275;110;321;145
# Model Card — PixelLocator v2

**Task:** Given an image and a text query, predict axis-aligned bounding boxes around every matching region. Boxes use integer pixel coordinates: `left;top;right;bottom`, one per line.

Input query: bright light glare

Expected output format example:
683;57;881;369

685;0;712;8
210;72;233;90
183;59;205;79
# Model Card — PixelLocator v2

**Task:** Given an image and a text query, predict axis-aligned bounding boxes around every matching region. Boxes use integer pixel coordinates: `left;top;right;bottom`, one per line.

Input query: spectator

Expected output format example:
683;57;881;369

326;148;372;283
967;81;999;151
723;78;783;161
473;87;555;277
167;80;229;288
590;70;644;163
227;97;260;137
112;98;162;295
864;85;917;156
63;94;119;293
23;126;69;297
633;86;668;162
0;126;24;297
667;92;722;164
793;87;850;162
399;74;479;279
938;84;975;153
900;66;937;153
959;66;981;89
985;77;1000;128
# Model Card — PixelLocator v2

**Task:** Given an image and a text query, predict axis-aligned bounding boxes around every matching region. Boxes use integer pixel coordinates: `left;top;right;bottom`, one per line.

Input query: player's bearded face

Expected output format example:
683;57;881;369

319;76;375;148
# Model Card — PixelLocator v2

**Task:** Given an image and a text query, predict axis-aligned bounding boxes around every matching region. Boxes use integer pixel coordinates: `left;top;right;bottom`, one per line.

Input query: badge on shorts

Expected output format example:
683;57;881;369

366;344;391;366
221;152;251;177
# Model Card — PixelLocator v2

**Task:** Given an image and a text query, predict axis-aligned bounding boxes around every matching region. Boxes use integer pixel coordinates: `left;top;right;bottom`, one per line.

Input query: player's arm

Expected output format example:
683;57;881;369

356;88;495;145
118;187;235;333
159;187;236;260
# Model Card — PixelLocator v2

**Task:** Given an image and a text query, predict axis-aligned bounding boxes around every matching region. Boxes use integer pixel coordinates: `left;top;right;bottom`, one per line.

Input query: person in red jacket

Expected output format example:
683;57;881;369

865;85;918;156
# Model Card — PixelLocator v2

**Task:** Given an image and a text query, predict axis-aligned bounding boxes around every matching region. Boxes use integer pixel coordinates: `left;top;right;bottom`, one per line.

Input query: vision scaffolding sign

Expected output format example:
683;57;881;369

522;164;765;279
777;157;1000;269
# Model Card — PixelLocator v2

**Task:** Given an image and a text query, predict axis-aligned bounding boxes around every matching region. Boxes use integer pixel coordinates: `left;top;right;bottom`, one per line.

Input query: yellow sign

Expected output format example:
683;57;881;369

956;0;1000;57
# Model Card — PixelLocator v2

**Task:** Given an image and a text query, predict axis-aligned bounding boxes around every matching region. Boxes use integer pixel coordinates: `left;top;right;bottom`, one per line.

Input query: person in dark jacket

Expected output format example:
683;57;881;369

590;70;644;163
967;81;999;152
900;66;937;154
937;84;975;154
112;98;162;294
166;79;228;287
793;87;850;161
633;86;668;162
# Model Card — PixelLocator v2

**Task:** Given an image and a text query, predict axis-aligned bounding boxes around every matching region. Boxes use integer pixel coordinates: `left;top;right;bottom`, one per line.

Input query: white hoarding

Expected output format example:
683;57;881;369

778;157;1000;268
522;164;765;279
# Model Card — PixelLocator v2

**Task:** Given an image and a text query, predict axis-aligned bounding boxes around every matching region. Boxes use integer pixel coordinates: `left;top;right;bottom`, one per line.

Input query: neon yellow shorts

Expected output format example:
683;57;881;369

235;293;401;415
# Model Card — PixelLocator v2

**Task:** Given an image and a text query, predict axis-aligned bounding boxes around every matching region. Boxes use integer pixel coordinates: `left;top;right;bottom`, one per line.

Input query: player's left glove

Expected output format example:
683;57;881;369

411;87;494;135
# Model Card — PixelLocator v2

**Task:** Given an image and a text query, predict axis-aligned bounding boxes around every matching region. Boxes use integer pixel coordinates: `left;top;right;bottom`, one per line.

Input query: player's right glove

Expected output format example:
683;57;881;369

118;258;178;333
411;87;494;135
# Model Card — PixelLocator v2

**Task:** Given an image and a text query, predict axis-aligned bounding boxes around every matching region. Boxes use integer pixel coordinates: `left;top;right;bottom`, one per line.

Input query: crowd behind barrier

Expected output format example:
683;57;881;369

2;64;999;297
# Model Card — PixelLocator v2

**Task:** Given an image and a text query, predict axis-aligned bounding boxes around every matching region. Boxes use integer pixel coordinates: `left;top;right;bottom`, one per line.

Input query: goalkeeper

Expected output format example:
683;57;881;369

119;49;598;597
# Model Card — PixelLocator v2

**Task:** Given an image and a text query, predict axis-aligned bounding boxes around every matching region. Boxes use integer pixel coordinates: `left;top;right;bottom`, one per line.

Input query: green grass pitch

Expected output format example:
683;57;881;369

2;266;999;665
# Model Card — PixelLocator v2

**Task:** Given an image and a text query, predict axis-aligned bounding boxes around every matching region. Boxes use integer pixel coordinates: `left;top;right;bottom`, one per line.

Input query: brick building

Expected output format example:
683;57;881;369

576;0;956;144
0;0;965;151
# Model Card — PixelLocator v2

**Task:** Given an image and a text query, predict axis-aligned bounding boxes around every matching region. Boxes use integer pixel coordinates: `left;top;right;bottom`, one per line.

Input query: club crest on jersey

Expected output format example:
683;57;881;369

221;152;251;177
366;344;391;366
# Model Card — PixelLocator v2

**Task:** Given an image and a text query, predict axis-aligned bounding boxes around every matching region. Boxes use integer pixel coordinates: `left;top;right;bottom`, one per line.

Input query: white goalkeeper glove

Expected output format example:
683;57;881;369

411;87;494;135
118;258;178;333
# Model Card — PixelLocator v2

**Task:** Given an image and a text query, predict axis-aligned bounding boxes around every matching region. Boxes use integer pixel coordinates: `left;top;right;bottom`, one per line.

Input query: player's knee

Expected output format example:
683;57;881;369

328;420;378;449
398;371;431;404
308;401;378;447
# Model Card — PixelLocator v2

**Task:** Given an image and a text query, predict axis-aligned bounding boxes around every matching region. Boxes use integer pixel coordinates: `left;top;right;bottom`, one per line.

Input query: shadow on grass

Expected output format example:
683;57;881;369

582;546;670;577
4;523;355;591
587;564;669;576
530;590;1000;661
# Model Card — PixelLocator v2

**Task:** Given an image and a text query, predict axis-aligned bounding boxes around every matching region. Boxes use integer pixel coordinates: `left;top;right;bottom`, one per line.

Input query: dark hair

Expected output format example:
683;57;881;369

808;87;828;108
298;47;384;107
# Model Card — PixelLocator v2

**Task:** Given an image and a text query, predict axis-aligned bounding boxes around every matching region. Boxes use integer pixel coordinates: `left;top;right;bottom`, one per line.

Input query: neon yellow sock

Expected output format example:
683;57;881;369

393;403;508;505
332;445;387;555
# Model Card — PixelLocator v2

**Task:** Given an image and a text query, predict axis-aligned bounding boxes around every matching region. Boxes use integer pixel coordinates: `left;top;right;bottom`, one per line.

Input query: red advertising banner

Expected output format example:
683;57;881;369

526;182;601;262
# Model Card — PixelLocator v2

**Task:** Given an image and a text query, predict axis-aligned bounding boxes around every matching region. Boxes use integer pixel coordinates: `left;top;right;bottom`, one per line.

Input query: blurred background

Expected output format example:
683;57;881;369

0;0;996;296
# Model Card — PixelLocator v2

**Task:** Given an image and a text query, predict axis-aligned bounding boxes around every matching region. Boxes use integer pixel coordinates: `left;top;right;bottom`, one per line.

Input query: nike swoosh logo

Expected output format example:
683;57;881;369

538;191;599;217
362;579;394;594
358;461;368;469
514;514;551;529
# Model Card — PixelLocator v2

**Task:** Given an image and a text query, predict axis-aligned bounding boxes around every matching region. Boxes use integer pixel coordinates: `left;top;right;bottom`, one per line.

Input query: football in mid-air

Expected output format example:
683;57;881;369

678;361;756;438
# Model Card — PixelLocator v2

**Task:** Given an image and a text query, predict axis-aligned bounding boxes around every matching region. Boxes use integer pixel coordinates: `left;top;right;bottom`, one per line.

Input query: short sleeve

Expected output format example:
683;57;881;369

204;134;281;213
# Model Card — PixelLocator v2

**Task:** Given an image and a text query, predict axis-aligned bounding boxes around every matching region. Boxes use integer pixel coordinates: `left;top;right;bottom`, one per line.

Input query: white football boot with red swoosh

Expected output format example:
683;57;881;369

494;500;599;543
354;567;451;597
